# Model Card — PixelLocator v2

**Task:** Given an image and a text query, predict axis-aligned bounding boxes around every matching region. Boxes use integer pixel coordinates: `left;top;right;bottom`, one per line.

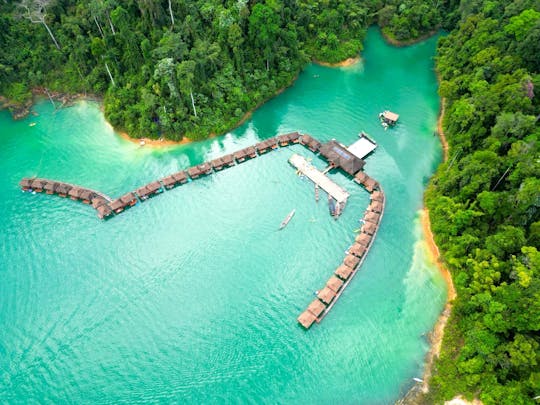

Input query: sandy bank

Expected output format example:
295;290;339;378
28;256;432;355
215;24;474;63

313;56;361;67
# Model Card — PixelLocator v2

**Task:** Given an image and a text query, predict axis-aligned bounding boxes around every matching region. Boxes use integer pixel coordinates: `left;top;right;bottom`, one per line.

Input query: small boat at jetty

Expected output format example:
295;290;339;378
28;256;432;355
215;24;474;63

279;209;296;230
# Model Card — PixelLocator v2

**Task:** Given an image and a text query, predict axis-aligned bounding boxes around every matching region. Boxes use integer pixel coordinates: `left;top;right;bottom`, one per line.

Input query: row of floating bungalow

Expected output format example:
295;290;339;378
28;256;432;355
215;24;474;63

21;129;385;329
19;132;319;219
297;184;385;329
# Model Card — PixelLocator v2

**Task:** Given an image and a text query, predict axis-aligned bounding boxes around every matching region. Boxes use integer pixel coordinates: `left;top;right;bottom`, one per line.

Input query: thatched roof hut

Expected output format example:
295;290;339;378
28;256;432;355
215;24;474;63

307;299;326;317
91;196;107;209
255;141;269;154
355;233;372;247
364;178;379;192
120;192;137;206
361;221;377;235
354;172;368;184
233;149;247;162
381;110;399;125
244;146;257;158
96;203;113;219
369;201;383;213
31;179;46;192
20;178;32;190
79;189;95;203
364;211;380;224
348;243;366;258
297;310;317;329
135;185;150;200
44;181;57;193
266;137;279;149
172;170;188;183
211;157;224;170
326;275;344;293
161;175;177;189
68;186;81;200
188;166;202;178
371;191;384;202
343;254;360;269
147;181;162;194
319;140;365;176
198;162;212;174
109;198;125;212
222;154;235;166
317;286;337;304
335;264;354;280
300;134;321;152
56;183;71;197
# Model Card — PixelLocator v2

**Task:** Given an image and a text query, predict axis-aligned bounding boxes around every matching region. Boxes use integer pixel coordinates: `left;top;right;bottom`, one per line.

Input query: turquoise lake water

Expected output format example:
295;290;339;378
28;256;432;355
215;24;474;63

0;28;446;403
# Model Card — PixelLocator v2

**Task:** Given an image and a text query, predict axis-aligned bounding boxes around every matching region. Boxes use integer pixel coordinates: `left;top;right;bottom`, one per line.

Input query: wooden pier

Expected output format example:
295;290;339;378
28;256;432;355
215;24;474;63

288;154;349;204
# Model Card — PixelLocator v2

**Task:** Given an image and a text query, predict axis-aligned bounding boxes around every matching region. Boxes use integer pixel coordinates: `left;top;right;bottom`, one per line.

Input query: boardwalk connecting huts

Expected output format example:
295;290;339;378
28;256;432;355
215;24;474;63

20;131;385;329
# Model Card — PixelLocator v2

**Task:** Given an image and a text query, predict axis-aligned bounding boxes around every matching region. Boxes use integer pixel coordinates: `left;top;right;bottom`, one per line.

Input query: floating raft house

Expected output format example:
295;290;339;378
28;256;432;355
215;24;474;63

380;110;399;125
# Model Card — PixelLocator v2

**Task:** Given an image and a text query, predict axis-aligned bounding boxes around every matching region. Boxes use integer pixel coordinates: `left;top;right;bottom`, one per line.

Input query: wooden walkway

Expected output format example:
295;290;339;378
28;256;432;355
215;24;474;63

288;154;349;204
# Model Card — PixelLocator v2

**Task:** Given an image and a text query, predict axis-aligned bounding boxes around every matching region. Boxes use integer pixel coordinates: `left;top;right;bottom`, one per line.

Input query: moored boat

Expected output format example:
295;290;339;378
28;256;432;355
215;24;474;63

279;209;296;230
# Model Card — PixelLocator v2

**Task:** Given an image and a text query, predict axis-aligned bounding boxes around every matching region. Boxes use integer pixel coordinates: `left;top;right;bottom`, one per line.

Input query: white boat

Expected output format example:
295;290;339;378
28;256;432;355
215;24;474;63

279;209;296;230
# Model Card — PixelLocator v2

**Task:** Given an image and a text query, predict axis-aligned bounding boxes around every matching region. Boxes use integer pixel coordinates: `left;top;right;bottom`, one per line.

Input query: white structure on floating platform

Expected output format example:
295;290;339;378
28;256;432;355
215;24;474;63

347;132;377;160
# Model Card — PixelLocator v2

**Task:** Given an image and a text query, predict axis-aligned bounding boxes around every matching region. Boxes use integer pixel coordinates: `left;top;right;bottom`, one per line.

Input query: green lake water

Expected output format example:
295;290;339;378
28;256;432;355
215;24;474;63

0;28;446;403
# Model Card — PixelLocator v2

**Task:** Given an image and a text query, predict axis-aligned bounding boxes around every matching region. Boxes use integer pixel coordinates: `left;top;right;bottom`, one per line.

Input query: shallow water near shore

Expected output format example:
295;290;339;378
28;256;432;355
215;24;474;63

0;28;446;403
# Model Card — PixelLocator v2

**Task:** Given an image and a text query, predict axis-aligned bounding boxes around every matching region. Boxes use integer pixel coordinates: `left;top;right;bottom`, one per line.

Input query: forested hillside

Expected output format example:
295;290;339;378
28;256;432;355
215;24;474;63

0;0;452;140
425;1;540;403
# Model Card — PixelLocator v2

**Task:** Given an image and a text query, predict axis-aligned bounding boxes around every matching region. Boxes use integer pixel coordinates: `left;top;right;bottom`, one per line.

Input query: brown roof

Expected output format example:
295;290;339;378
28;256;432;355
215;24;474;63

44;181;57;191
20;178;32;188
68;187;81;197
96;204;112;219
365;211;380;224
136;186;150;197
371;191;384;202
382;111;399;122
266;137;278;147
348;243;366;258
188;166;202;177
335;264;354;280
211;157;224;168
319;140;365;175
56;183;71;194
79;189;95;200
161;175;176;186
355;233;372;247
109;198;125;211
233;149;247;160
172;171;187;182
120;192;137;204
326;275;344;293
307;299;326;317
92;197;107;208
244;146;257;157
255;141;269;152
297;310;317;329
301;134;322;152
344;254;360;269
198;162;212;173
364;178;379;192
370;201;384;213
147;181;162;192
222;154;234;164
361;221;377;235
31;179;46;189
317;286;336;304
355;172;368;184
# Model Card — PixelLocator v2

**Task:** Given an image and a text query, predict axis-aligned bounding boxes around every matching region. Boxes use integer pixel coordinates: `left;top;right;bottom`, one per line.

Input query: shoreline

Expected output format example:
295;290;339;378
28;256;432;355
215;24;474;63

312;56;361;67
437;98;449;161
381;29;439;47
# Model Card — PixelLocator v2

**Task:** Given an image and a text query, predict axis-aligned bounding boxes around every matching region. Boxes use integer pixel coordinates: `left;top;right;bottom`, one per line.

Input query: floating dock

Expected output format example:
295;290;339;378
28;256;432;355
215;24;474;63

288;154;349;204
